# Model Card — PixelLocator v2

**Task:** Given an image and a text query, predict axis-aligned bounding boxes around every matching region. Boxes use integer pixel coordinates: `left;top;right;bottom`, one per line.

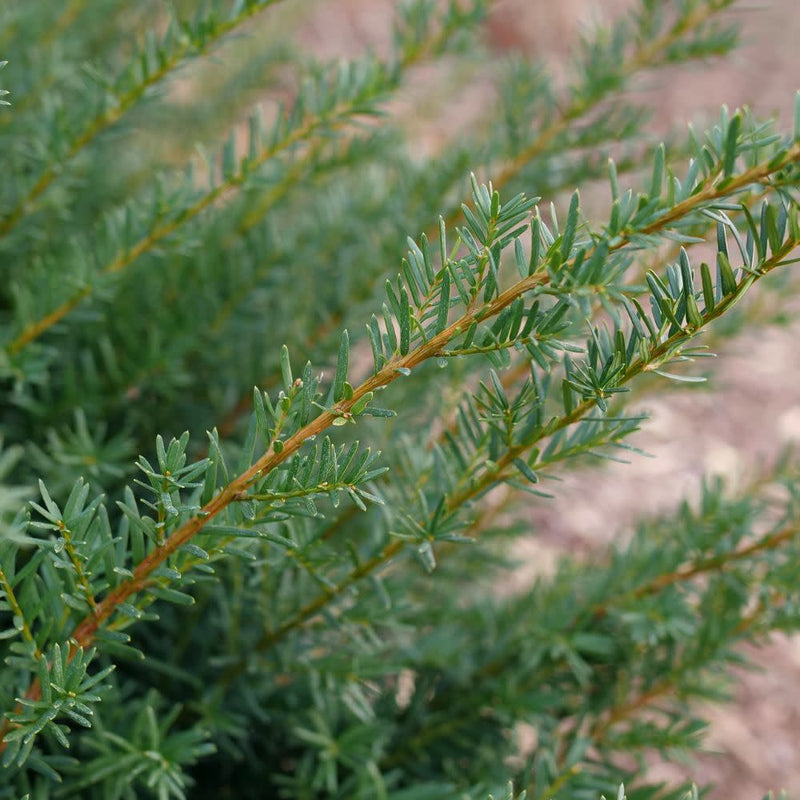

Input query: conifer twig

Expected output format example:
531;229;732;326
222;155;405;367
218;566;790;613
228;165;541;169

143;0;742;445
2;126;797;756
0;0;290;239
4;12;473;357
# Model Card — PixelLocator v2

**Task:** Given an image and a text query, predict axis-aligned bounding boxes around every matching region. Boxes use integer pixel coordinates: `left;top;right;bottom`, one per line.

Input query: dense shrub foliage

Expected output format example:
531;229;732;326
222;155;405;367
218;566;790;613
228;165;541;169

0;1;798;798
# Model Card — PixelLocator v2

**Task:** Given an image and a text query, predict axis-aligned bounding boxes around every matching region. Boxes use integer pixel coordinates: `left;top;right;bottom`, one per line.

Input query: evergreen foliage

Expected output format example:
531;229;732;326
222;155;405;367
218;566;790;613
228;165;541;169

1;1;799;797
